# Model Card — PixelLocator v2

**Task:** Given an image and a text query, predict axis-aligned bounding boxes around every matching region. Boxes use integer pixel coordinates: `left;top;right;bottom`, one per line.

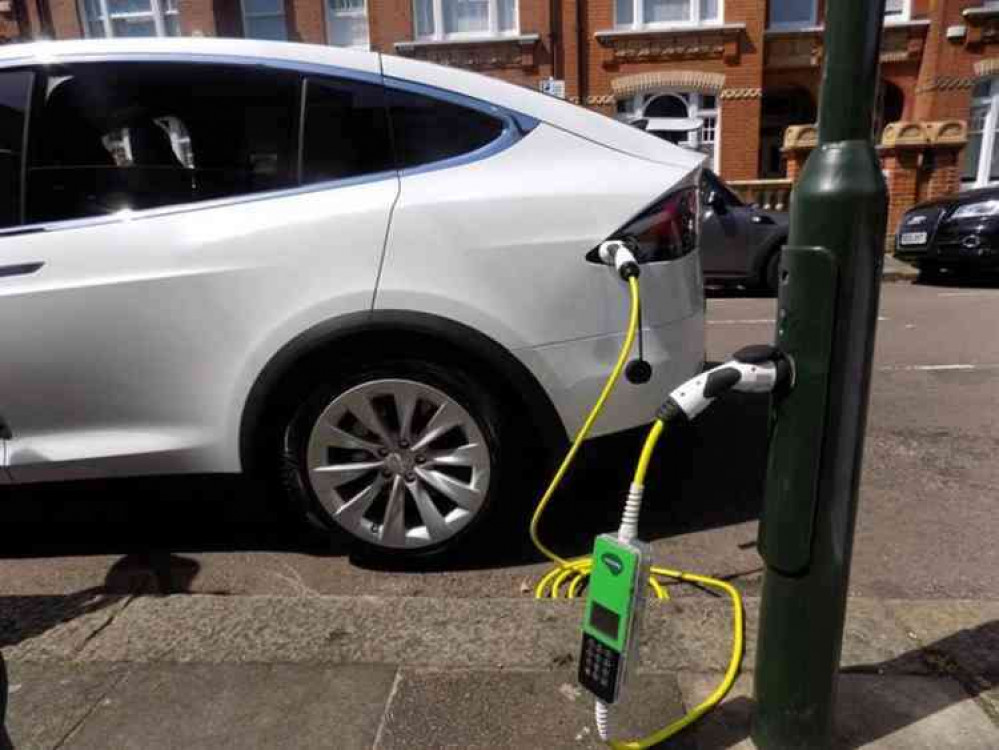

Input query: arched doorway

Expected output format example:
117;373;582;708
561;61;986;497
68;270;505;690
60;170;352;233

617;91;719;168
874;80;905;139
759;86;817;178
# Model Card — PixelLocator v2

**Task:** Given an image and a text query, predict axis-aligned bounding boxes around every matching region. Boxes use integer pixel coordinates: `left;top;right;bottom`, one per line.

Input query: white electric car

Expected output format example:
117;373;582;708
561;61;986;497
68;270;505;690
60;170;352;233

0;39;705;556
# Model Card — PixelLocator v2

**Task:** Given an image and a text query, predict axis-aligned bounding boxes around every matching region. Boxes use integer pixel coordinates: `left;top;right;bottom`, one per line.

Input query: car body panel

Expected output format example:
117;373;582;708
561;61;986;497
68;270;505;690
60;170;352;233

0;38;385;77
0;39;705;482
0;177;399;482
896;188;999;271
382;55;704;171
699;171;788;284
376;121;704;438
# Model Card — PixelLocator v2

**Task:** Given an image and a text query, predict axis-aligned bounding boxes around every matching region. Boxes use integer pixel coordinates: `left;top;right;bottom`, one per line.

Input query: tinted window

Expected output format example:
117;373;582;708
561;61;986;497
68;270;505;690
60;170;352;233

386;87;505;169
301;77;393;184
26;63;299;223
701;170;742;208
0;71;32;228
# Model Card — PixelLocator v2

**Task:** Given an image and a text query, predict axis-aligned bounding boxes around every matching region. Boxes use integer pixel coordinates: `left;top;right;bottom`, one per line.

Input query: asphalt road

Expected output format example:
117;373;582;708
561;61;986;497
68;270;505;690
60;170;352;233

2;280;998;601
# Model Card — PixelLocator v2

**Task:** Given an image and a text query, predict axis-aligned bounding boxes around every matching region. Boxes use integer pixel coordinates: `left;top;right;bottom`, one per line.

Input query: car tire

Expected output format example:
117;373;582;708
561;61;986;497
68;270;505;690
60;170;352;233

917;264;944;284
763;250;782;293
280;358;509;559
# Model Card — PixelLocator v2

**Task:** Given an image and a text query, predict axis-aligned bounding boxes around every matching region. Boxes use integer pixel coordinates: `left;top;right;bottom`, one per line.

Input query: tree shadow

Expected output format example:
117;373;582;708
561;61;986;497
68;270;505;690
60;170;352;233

0;552;205;750
0;553;203;652
685;620;999;749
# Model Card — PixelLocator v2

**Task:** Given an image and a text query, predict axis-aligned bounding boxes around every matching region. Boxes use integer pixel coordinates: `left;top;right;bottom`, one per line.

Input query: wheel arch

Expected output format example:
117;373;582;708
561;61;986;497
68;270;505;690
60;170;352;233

754;233;788;280
239;310;569;473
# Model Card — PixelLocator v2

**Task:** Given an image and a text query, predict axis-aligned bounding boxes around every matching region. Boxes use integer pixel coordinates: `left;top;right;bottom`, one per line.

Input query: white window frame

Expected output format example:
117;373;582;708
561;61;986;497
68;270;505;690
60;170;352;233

965;80;999;189
80;0;178;37
618;91;720;168
884;0;911;24
617;0;722;30
240;0;288;40
415;0;519;41
326;0;370;49
766;0;816;31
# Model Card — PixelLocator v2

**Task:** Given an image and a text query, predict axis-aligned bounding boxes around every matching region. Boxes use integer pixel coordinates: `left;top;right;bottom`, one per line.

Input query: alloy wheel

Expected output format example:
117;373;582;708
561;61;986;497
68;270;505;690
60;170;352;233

305;378;492;549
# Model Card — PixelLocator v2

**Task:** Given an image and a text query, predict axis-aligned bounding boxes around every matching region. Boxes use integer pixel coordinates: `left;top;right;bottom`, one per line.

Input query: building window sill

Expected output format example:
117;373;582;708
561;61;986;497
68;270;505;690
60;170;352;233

763;19;929;38
964;8;999;22
595;23;744;42
394;33;541;70
395;33;540;52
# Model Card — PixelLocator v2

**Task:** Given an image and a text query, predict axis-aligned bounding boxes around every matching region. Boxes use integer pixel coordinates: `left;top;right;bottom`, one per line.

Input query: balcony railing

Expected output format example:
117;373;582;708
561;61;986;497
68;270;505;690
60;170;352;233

727;179;793;212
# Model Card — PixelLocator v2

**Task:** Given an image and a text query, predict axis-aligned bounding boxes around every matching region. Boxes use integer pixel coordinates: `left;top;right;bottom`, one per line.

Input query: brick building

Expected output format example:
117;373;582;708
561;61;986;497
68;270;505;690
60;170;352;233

2;1;999;193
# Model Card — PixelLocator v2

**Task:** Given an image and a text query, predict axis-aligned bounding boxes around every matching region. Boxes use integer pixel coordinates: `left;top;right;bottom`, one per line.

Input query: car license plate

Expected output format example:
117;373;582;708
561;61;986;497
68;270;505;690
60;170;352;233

899;231;928;246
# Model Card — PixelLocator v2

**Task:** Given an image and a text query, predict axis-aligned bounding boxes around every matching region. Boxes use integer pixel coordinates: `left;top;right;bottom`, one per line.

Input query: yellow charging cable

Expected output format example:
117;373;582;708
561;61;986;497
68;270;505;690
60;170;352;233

528;276;744;748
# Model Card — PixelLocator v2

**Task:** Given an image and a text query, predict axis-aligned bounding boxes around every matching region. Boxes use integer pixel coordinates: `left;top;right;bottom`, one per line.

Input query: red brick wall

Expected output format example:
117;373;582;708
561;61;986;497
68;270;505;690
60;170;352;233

49;0;82;38
179;0;217;35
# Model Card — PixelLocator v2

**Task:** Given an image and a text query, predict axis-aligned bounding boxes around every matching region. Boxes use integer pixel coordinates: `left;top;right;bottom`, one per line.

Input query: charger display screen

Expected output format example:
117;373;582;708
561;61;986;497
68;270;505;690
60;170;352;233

589;602;620;641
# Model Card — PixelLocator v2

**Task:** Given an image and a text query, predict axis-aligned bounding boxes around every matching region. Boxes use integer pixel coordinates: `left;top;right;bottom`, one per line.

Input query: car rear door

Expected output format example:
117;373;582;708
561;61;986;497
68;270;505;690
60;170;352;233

0;59;398;482
699;172;753;278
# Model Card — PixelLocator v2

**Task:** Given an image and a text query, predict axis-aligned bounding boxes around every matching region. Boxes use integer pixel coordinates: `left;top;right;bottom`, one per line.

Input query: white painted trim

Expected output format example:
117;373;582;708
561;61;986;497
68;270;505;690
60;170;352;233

396;32;538;49
414;0;519;42
615;0;723;32
78;0;176;37
325;0;370;49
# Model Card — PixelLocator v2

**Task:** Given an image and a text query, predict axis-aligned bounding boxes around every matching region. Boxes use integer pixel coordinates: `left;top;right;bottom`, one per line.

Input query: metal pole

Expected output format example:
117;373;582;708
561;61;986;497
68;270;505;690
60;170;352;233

752;0;888;748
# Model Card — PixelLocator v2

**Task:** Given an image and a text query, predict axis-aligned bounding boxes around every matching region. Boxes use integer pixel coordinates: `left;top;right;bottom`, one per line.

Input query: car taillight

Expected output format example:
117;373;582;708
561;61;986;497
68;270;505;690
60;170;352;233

609;186;699;264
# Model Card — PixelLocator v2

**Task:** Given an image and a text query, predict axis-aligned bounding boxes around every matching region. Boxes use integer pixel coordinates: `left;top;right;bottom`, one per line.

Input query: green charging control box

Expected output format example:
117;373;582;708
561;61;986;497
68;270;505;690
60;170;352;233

579;534;651;704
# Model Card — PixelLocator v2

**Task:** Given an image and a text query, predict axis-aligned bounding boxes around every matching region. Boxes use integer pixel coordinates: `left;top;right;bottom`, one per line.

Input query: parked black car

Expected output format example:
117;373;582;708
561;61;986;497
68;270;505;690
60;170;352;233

896;187;999;279
700;170;789;291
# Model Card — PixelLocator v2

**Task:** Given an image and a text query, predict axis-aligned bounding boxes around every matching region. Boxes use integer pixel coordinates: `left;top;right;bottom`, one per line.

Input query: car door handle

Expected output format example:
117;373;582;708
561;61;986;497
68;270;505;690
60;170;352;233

0;262;44;278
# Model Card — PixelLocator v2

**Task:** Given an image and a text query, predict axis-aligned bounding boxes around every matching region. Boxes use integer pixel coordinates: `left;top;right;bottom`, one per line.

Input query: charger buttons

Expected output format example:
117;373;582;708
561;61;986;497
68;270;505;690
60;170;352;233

579;633;622;703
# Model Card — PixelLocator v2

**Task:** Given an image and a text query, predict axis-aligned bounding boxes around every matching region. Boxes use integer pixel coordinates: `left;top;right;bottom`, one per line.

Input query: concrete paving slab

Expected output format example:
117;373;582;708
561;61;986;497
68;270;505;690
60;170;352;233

49;595;929;676
0;595;131;661
4;662;127;750
882;256;919;282
60;664;397;750
677;672;999;749
375;668;694;750
73;595;588;667
886;599;999;678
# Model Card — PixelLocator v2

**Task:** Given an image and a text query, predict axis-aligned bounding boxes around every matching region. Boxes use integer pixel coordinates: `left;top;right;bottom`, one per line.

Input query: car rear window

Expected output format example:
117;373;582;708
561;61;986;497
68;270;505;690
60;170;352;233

386;87;505;170
301;76;394;184
0;71;32;228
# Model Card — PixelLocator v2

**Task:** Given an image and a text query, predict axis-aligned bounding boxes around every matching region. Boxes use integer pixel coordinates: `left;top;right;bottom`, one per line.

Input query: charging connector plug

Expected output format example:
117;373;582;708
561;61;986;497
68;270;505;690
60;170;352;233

598;240;640;280
657;345;794;422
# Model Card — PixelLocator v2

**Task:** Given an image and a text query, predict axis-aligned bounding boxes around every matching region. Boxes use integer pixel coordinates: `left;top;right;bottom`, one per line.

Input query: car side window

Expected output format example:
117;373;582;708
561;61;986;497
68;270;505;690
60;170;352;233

386;86;505;169
26;62;299;224
301;77;394;184
0;71;33;229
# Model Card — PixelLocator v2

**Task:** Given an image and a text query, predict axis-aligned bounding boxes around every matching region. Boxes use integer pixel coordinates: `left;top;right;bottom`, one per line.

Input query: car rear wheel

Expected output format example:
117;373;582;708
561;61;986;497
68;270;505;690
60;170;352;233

280;359;506;558
763;250;782;293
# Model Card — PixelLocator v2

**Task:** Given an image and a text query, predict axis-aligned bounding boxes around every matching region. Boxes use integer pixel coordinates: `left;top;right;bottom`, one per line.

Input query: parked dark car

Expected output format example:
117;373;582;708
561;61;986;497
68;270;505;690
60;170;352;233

699;170;789;291
896;186;999;279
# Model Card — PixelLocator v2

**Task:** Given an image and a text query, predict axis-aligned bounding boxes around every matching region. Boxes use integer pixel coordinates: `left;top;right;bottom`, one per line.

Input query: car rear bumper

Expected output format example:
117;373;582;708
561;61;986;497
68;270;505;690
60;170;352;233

516;311;705;439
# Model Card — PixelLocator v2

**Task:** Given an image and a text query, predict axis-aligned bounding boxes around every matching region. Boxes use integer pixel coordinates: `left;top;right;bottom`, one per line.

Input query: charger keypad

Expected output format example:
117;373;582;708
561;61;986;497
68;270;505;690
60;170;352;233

579;633;622;703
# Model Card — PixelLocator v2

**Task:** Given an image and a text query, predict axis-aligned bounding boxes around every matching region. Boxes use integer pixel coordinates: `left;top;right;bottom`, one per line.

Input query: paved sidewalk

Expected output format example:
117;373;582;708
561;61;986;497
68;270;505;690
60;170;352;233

2;595;997;749
882;255;919;283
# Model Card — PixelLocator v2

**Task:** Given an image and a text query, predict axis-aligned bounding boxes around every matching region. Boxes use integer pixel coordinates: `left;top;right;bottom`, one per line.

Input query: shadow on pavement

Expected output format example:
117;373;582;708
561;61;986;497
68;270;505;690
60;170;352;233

0;387;771;576
0;553;203;652
705;283;775;299
913;272;999;289
0;651;9;750
691;620;999;749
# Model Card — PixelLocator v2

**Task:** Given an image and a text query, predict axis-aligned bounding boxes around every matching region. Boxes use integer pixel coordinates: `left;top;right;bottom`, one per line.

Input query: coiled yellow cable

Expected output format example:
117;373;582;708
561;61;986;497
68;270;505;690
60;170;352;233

528;276;744;748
